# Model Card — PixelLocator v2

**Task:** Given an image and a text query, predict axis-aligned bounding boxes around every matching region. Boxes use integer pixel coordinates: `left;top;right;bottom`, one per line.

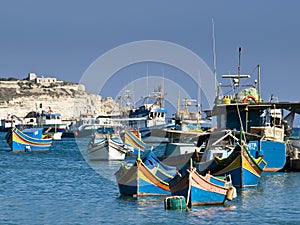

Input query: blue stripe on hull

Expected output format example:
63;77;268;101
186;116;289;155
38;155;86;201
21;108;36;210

11;142;51;151
242;168;260;187
171;185;226;205
138;179;170;195
190;186;226;205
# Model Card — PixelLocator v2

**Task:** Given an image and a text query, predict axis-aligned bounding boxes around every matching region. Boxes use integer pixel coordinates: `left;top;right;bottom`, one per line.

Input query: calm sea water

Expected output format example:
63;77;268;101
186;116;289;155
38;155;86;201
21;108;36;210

1;133;300;225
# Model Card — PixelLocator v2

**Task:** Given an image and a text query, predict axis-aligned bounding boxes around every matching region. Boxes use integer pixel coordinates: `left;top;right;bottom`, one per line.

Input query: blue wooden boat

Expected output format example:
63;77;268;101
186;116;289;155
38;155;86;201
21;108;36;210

6;127;52;152
169;164;236;207
196;131;267;188
115;151;177;196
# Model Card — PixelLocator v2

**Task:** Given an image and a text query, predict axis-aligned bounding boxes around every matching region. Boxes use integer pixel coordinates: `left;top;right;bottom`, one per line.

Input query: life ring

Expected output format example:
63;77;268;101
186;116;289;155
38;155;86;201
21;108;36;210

243;95;258;104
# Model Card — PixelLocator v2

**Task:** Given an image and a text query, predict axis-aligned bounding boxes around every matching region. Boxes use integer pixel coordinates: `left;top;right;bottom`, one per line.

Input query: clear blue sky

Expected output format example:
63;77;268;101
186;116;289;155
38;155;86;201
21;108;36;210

1;0;299;104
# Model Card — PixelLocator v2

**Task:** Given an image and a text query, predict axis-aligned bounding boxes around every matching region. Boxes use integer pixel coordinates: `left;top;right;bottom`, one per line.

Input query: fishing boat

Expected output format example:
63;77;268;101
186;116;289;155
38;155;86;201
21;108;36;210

6;127;52;152
0;114;23;132
38;111;67;134
23;109;67;140
211;87;293;171
169;161;236;207
196;130;267;188
127;87;173;140
122;129;146;155
148;97;210;161
205;49;300;172
74;114;123;138
115;151;177;196
173;98;211;133
87;125;128;161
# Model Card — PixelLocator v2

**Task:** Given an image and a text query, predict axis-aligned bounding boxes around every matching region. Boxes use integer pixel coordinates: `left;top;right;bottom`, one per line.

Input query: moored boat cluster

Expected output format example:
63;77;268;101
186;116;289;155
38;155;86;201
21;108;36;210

3;62;300;210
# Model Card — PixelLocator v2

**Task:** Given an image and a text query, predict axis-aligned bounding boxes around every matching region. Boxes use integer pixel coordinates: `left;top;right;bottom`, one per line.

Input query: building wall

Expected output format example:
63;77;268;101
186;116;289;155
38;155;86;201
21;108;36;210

28;73;37;81
36;77;57;85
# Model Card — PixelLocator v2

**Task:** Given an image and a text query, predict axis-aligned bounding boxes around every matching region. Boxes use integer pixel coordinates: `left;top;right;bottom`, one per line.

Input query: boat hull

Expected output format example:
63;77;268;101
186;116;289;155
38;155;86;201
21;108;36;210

6;127;52;152
115;159;172;196
88;137;126;161
248;140;286;172
115;152;176;196
197;144;266;188
169;168;235;206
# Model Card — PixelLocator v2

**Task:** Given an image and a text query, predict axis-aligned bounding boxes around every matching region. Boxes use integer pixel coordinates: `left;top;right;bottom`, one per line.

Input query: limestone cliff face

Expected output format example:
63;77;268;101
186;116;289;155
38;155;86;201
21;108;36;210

0;80;120;120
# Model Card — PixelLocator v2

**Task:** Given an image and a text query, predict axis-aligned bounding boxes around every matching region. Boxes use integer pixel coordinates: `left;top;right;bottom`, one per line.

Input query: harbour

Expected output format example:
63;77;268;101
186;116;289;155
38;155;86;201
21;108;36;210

0;134;299;224
1;1;300;224
2;49;300;223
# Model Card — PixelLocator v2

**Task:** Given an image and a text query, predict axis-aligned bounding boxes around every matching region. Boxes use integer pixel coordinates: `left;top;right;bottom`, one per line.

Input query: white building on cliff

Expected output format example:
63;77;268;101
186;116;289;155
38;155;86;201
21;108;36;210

28;72;61;86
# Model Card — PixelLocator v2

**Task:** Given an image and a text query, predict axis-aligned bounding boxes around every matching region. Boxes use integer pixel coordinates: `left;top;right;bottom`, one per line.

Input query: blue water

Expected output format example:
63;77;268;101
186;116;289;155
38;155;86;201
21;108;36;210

1;133;300;225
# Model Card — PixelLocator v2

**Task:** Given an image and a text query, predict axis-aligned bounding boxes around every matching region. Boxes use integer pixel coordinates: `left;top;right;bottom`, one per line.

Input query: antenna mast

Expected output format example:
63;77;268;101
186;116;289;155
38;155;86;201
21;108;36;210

238;47;242;86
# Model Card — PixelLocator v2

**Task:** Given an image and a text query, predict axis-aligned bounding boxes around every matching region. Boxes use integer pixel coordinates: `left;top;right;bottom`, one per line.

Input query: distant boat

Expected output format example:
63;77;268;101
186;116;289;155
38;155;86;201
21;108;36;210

126;87;173;140
0;114;23;132
6;127;52;152
23;109;67;140
115;151;177;196
173;98;211;133
169;164;236;207
87;125;128;161
38;111;67;133
73;114;123;138
196;130;267;188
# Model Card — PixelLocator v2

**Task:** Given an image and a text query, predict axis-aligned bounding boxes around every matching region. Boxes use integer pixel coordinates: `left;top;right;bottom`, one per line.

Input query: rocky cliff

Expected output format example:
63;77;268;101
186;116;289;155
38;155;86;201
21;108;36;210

0;80;121;121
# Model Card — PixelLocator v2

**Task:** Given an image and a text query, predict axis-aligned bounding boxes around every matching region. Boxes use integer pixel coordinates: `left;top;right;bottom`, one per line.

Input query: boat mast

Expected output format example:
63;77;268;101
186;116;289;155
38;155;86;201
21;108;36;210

146;64;149;105
161;66;165;108
238;47;241;86
212;17;217;97
177;89;181;114
257;64;261;102
197;70;201;113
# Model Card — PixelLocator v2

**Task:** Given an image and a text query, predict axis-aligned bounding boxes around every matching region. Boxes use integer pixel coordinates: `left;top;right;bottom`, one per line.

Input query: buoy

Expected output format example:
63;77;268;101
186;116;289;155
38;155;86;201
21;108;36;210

224;96;231;104
164;196;186;210
243;95;258;104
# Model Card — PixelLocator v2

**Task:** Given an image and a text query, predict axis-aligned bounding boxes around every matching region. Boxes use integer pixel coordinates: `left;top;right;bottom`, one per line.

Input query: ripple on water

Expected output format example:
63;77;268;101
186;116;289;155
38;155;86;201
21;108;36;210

1;135;300;224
